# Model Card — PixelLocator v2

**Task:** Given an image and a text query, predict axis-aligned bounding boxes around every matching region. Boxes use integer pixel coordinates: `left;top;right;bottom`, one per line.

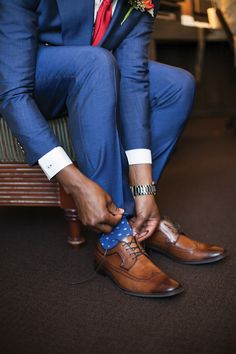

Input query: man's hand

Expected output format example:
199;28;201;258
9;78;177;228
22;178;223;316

129;163;161;241
130;195;161;242
56;165;124;233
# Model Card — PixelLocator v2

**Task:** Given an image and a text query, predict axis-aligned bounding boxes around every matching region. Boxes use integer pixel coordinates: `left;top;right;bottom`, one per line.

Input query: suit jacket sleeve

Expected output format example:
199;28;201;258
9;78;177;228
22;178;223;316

0;1;60;165
113;11;154;152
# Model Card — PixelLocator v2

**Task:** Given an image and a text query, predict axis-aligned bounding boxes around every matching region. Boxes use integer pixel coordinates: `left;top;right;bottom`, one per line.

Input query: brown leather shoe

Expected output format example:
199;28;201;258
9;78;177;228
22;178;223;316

146;218;227;265
95;236;184;298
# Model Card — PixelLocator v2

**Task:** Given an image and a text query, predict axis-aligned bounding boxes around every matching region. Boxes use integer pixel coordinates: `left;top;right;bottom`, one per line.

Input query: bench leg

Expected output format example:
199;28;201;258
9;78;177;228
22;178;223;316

59;185;85;247
63;208;85;246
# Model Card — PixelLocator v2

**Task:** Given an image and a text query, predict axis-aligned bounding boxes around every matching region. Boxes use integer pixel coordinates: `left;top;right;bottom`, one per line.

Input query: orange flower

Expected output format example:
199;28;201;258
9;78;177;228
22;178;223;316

143;0;154;10
122;1;155;25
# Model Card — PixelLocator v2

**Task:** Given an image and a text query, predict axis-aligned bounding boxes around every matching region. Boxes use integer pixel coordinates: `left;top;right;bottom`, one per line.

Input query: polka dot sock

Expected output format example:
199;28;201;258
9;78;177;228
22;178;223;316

99;216;133;250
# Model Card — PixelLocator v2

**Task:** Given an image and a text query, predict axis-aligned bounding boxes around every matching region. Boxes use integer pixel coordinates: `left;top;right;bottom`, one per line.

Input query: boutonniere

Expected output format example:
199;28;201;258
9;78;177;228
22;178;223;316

121;0;154;25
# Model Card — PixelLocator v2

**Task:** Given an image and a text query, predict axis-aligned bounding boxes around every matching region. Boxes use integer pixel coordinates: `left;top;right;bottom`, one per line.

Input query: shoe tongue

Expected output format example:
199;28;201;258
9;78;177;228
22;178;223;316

159;219;179;243
121;235;136;244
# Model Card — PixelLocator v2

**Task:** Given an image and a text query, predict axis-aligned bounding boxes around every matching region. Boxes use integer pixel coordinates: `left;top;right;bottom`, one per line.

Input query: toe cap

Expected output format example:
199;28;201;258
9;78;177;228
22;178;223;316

154;276;184;296
208;245;226;258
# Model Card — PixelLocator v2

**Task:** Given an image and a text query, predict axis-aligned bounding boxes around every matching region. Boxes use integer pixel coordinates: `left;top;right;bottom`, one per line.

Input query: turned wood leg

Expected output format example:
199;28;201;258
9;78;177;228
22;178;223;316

59;185;85;247
64;208;85;246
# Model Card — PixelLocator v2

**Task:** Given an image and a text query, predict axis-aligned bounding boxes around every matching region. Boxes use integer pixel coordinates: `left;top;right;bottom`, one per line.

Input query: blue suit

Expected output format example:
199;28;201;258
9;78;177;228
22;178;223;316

0;0;195;216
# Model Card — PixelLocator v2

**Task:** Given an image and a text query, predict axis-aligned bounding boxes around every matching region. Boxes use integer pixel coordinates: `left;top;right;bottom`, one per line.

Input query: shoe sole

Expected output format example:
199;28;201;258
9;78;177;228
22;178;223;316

95;262;184;298
148;246;227;265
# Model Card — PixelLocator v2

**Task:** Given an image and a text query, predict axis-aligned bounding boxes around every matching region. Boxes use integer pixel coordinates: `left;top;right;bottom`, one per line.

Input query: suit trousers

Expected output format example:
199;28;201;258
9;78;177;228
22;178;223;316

34;45;195;217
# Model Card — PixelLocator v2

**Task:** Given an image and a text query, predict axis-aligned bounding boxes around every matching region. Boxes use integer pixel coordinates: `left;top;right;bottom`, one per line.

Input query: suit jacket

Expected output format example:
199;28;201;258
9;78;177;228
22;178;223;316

0;0;159;164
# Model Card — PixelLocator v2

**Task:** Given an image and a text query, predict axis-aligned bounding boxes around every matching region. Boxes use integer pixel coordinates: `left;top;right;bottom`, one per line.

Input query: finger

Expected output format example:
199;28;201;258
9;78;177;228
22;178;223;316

105;212;123;226
136;223;157;242
89;225;104;234
107;202;124;216
127;218;135;233
94;213;123;233
133;215;146;234
96;223;113;234
135;230;149;240
82;220;113;234
83;213;122;233
136;231;151;242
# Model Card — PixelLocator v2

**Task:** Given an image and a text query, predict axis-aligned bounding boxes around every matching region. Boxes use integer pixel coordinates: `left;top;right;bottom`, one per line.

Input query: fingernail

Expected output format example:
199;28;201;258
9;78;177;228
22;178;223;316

119;208;124;214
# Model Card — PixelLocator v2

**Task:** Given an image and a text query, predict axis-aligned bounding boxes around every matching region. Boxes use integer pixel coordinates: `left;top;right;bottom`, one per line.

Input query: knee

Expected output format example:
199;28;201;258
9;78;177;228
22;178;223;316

161;66;195;102
149;62;195;106
74;46;119;77
167;68;196;126
175;68;196;99
149;62;196;132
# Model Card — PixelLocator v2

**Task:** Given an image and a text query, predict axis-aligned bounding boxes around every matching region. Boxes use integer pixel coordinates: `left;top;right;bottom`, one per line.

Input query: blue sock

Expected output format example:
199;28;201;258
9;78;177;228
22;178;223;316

99;216;133;250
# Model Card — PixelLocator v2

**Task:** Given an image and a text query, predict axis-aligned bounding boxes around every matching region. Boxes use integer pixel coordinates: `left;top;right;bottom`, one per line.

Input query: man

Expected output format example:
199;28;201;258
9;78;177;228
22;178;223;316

0;0;226;298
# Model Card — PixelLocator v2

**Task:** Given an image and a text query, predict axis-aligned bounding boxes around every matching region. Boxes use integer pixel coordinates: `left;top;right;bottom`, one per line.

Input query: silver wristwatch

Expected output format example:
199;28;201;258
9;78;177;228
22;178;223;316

130;182;157;197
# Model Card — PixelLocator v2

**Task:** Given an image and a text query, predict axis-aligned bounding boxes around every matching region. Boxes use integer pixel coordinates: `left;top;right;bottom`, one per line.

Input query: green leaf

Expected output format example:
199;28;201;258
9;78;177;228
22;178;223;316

121;7;134;26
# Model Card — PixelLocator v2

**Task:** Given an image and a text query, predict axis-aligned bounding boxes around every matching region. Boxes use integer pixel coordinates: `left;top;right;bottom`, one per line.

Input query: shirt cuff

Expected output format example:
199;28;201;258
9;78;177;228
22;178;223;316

125;149;152;165
38;147;73;180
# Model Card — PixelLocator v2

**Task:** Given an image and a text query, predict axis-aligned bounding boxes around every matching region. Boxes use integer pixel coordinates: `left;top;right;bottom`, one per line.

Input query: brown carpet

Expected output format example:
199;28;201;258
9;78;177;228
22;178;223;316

0;117;235;354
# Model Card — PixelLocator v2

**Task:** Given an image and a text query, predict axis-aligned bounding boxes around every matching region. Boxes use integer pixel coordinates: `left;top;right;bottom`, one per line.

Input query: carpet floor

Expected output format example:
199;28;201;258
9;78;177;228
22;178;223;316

0;117;235;354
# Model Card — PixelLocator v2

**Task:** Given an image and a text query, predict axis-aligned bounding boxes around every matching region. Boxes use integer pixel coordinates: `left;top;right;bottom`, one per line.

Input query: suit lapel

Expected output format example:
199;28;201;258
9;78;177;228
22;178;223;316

101;0;161;49
100;0;128;46
56;0;155;47
56;0;94;45
101;0;143;49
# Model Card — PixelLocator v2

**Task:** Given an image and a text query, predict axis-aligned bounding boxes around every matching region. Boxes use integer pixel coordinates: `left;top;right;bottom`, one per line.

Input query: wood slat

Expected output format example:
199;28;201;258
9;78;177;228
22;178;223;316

0;200;60;206
0;183;58;190
0;192;59;198
0;163;60;207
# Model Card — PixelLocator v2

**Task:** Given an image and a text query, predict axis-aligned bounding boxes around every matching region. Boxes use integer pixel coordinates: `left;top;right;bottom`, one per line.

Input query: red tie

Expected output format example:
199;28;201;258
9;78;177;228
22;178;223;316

92;0;112;46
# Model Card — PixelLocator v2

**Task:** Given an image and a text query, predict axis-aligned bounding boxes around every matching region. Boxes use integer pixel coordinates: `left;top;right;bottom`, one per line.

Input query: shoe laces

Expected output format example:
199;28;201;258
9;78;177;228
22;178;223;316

67;249;108;286
121;236;147;259
66;237;146;286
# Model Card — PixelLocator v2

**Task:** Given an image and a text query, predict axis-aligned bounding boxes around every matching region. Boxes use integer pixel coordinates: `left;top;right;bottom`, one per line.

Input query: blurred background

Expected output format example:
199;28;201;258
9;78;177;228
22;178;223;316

152;0;236;120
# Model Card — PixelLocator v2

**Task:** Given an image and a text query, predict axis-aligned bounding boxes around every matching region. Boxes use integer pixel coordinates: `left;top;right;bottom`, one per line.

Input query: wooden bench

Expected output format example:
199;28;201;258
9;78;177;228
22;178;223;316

0;116;85;247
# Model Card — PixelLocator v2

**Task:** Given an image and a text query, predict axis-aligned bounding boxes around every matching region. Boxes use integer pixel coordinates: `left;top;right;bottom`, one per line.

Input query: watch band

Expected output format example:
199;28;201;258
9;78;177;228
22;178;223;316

130;182;157;197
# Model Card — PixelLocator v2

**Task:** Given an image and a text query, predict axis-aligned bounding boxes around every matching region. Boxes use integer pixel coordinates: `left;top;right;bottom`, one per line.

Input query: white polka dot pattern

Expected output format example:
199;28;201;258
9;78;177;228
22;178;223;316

100;217;133;250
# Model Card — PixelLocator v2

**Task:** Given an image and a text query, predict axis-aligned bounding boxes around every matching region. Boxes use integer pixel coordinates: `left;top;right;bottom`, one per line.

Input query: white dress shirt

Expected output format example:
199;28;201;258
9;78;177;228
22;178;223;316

39;0;152;180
